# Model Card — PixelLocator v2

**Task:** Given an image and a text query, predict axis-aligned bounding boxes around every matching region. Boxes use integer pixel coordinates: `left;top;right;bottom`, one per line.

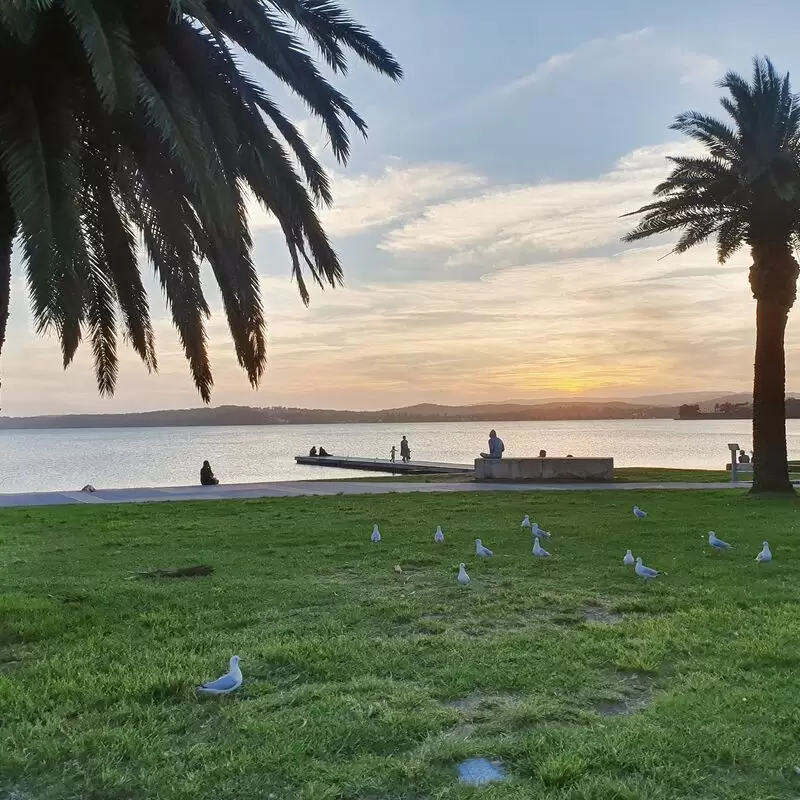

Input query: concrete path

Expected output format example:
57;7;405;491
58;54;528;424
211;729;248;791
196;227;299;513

0;479;747;509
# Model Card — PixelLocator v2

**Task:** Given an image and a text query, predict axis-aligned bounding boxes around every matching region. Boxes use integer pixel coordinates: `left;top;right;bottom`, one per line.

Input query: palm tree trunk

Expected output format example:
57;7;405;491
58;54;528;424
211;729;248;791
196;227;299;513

749;245;799;494
0;233;9;414
751;296;793;492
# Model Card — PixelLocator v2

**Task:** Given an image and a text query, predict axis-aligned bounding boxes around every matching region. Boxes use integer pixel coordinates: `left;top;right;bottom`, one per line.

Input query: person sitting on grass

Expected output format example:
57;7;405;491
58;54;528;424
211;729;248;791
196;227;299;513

200;460;219;486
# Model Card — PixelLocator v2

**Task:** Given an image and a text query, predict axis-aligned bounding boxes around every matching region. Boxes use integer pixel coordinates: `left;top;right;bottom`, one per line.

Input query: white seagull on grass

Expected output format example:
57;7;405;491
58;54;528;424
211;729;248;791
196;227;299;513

623;549;635;566
521;514;531;529
708;531;732;550
371;524;381;543
475;539;494;557
532;537;550;558
634;557;660;581
756;541;772;562
457;563;471;585
633;505;647;519
532;522;551;539
435;526;445;543
198;656;242;695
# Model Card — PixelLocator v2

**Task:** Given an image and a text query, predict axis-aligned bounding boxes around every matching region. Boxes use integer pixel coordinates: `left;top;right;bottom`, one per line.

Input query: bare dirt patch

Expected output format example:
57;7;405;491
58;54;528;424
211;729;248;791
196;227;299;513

583;608;624;625
594;672;655;717
443;692;522;713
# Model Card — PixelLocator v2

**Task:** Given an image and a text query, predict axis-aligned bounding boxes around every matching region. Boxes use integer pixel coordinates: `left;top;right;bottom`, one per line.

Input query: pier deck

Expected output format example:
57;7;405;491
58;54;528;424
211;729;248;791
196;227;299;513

295;455;474;475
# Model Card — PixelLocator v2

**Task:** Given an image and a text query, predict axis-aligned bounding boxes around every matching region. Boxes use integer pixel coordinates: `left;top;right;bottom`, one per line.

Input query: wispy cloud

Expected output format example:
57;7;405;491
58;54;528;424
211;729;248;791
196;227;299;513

246;162;484;237
421;28;721;130
380;141;703;259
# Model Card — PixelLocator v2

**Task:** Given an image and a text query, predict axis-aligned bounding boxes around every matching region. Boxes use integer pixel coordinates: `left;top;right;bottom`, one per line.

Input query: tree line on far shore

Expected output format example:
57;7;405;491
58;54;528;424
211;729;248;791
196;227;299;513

678;399;800;420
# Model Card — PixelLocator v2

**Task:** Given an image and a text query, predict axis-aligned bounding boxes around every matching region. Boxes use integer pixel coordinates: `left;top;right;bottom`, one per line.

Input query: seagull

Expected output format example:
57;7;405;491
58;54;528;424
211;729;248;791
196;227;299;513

532;537;550;558
623;549;635;566
756;541;772;562
198;655;242;695
532;522;551;539
633;505;647;519
521;514;531;529
434;526;445;543
371;524;381;543
708;531;732;550
457;563;470;585
634;557;659;581
475;539;494;557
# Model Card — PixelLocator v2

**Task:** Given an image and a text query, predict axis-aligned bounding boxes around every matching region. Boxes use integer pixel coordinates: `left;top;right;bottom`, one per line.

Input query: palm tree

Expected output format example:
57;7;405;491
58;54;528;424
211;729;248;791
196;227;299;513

0;1;401;400
624;57;800;494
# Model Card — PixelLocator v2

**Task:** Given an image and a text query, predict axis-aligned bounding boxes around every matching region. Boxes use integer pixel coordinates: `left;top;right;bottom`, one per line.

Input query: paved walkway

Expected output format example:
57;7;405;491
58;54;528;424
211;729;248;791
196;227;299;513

0;479;746;509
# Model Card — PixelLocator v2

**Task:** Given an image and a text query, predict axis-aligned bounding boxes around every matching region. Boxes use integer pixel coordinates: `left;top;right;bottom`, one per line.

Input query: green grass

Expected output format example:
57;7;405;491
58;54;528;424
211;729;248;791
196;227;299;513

2;490;800;799
343;467;730;483
612;467;730;483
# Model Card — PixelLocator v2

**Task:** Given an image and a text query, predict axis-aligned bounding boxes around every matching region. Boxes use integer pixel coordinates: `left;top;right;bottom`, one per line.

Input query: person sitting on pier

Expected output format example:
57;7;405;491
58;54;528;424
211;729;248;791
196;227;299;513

480;429;505;459
200;460;219;486
539;449;547;458
318;447;331;457
309;446;318;456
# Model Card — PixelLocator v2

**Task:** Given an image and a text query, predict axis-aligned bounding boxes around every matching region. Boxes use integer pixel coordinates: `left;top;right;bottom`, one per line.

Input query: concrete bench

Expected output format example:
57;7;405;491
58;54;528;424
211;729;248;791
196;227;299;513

474;457;614;482
725;463;753;472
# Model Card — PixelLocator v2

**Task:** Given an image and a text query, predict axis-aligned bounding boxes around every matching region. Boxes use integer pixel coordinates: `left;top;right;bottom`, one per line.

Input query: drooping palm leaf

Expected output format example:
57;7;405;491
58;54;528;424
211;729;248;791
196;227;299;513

0;0;401;398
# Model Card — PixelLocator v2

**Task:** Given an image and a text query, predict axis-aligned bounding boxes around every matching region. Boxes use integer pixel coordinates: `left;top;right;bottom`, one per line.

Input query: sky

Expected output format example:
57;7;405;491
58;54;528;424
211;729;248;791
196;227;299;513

5;0;800;415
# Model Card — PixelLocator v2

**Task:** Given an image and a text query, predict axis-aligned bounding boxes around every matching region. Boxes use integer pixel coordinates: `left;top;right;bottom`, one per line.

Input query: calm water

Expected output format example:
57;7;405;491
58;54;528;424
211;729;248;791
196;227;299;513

0;419;794;494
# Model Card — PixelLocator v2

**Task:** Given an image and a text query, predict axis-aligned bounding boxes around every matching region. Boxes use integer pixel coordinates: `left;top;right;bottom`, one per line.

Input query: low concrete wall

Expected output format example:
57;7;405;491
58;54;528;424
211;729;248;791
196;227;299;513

474;457;614;482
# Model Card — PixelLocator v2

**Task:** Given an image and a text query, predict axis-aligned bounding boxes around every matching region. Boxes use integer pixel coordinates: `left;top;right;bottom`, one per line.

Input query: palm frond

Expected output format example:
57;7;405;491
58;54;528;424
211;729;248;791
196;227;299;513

60;0;118;109
268;0;403;79
625;54;800;266
0;0;400;398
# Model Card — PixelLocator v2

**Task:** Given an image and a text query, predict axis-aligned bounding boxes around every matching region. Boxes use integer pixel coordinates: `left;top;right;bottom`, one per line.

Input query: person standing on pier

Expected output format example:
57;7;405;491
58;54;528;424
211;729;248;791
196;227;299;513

390;445;397;462
400;436;411;463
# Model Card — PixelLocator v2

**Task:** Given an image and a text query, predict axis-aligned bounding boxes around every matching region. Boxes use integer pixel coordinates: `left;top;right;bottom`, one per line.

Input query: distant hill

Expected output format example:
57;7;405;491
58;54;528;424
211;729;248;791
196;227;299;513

0;400;676;429
4;394;798;430
495;391;738;407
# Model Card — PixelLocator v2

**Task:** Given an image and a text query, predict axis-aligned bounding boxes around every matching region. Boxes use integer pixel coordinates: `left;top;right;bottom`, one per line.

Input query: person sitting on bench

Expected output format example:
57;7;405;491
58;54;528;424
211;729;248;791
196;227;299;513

738;449;751;464
480;429;505;459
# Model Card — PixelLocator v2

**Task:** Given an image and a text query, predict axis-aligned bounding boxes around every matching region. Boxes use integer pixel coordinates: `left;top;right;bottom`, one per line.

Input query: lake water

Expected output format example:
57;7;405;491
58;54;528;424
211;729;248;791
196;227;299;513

0;419;794;494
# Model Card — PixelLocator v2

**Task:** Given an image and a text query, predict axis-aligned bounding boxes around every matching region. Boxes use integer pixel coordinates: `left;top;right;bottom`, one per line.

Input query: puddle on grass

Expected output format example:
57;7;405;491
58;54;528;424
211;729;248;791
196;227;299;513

458;758;506;786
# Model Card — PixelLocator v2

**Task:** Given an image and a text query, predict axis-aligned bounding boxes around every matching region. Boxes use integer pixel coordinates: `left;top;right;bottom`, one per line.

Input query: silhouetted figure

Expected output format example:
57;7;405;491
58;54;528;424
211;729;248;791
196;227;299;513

539;449;547;458
309;446;318;456
200;460;219;486
481;429;505;459
739;450;751;463
319;447;331;457
390;445;397;462
400;436;411;463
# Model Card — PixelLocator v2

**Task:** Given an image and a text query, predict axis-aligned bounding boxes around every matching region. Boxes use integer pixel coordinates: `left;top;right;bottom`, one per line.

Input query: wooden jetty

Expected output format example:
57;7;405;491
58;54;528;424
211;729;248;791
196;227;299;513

295;455;474;475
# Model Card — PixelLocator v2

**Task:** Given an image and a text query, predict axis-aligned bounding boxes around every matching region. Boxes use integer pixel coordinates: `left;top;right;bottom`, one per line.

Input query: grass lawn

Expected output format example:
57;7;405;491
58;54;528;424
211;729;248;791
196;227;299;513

612;467;731;483
2;489;800;799
344;467;731;483
343;467;731;484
